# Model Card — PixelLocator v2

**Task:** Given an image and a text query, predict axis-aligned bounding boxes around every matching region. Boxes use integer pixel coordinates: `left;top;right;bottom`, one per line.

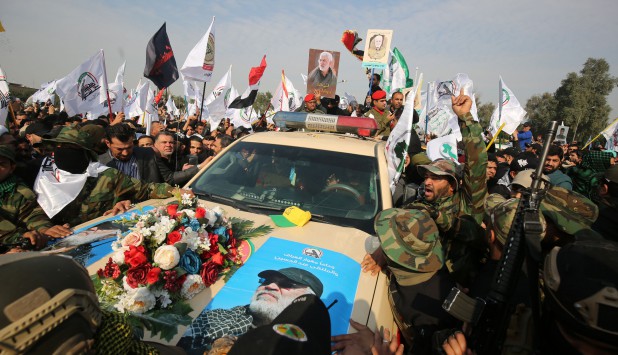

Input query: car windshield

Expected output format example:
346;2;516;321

189;141;381;234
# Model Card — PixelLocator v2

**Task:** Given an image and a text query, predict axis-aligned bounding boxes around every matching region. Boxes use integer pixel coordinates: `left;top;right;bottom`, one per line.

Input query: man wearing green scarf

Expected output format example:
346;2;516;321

0;145;71;253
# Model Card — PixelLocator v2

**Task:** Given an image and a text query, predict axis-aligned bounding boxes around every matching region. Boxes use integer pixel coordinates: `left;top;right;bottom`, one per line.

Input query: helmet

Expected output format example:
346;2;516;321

0;253;101;354
543;240;618;348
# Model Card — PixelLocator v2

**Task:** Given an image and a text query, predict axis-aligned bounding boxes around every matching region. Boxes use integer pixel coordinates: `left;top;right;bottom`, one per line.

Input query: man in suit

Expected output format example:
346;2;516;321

99;123;164;183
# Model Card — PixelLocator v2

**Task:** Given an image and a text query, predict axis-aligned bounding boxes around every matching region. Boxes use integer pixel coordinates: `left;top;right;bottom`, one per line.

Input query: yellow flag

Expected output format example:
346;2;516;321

0;21;5;32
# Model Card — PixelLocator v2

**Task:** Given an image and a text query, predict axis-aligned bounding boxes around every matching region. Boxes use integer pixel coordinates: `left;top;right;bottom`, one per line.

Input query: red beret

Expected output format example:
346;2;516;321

304;94;315;102
371;90;386;100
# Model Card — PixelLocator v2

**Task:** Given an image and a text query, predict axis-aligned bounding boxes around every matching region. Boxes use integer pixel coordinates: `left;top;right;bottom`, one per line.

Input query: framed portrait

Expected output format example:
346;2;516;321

307;49;340;99
362;29;393;69
556;125;569;144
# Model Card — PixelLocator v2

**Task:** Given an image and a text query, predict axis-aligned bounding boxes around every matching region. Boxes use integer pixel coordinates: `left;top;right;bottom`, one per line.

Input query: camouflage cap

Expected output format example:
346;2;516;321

485;194;547;245
0;145;16;163
374;208;443;285
44;127;97;159
417;159;459;191
540;187;598;236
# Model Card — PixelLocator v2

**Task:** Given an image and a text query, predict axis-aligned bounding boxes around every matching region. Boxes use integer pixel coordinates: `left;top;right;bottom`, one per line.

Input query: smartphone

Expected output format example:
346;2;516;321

187;155;198;165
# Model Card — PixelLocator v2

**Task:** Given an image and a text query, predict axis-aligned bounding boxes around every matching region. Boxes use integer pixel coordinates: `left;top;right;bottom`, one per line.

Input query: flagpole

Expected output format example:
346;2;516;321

424;81;431;142
198;82;207;122
486;122;506;151
7;100;17;127
100;50;114;119
583;116;618;149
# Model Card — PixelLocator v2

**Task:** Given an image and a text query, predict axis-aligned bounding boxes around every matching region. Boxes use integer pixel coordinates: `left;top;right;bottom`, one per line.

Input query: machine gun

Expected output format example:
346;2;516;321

442;121;559;354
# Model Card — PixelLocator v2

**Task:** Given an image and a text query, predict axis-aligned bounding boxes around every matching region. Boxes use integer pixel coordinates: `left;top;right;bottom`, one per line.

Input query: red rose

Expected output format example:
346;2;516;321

126;264;151;288
227;235;237;248
167;230;182;245
147;267;162;284
208;232;219;246
227;228;233;238
167;204;179;217
124;245;148;268
211;252;224;266
195;207;206;219
201;261;220;287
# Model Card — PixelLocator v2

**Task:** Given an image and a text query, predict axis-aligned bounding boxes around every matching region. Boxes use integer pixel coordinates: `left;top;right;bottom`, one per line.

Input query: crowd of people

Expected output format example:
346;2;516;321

0;84;617;355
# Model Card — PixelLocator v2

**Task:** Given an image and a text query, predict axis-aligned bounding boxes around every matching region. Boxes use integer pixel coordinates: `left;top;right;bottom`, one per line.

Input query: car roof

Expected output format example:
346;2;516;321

238;131;384;156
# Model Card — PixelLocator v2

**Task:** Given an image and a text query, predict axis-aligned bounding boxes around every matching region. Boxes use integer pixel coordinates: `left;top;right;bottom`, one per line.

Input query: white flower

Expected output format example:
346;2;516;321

140;227;152;237
115;287;156;314
181;192;193;205
181;274;205;299
158;290;172;308
197;231;212;251
111;248;127;265
153;245;180;270
121;231;144;248
180;209;196;218
181;227;199;250
205;209;217;227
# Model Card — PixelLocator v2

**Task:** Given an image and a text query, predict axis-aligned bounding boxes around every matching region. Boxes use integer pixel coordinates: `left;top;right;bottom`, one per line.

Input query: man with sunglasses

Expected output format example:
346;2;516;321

178;267;323;354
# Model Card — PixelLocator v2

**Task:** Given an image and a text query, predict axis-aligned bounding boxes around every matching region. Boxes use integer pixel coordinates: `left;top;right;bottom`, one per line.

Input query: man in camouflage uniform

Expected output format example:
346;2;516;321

406;90;488;286
0;145;71;252
368;208;460;354
35;127;181;226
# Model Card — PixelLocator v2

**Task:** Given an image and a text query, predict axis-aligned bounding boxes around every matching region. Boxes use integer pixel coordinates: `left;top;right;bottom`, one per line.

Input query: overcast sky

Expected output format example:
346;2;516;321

2;0;618;119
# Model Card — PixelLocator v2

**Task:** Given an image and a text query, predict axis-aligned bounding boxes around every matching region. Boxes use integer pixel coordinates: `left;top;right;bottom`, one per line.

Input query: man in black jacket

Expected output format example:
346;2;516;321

99;124;164;183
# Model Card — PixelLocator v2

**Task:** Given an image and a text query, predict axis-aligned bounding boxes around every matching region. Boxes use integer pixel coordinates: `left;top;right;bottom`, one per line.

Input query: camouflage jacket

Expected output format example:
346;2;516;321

0;181;53;245
409;113;488;232
52;168;174;226
364;108;391;137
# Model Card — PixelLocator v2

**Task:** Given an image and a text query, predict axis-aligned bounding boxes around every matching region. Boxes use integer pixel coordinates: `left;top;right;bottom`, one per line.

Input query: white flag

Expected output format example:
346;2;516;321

489;76;526;135
180;17;215;83
27;80;57;105
102;61;125;113
601;119;618;152
424;73;480;140
270;81;289;113
55;50;108;116
183;78;200;99
165;96;179;116
205;66;232;127
231;106;258;129
385;75;422;194
427;134;460;164
124;80;149;119
0;66;9;126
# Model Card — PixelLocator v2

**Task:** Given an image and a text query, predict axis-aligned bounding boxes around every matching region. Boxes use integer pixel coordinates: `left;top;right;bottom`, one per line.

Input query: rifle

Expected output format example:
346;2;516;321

442;121;559;354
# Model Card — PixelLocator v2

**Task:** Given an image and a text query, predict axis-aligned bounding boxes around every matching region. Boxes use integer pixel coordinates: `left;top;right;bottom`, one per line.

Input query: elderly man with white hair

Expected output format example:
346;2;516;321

308;51;337;90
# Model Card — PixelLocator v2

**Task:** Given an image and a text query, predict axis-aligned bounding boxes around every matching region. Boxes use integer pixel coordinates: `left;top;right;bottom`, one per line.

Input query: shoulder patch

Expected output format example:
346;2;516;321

272;324;308;342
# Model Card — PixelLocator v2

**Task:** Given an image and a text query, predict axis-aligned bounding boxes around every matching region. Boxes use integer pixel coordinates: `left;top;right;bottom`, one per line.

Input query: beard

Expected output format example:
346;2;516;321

248;288;312;326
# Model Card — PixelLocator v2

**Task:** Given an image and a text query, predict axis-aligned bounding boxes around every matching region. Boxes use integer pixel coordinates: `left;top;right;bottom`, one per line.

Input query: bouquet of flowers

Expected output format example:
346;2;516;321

94;193;271;340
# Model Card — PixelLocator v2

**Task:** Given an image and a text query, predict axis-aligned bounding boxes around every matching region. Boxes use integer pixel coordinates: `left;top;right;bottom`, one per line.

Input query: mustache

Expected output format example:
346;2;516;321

256;290;280;300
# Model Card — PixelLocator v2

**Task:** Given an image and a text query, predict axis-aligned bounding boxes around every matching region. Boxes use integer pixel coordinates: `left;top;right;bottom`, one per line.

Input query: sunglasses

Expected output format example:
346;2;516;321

259;276;305;289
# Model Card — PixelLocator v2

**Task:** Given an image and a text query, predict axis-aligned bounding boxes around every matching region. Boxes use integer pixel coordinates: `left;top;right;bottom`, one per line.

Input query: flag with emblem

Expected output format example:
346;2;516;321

180;17;215;83
28;81;57;105
228;55;267;109
204;65;232;127
385;75;422;193
270;70;302;112
0;66;9;126
427;134;460;164
489;76;526;135
55;50;108;116
144;23;179;89
385;47;413;95
424;73;480;140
